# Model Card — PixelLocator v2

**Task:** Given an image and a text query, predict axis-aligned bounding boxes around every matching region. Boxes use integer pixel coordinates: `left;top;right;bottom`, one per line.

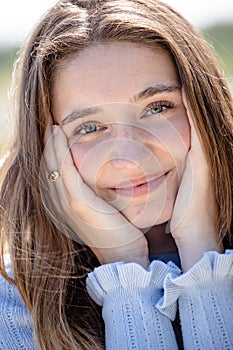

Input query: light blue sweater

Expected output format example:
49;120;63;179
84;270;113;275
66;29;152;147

0;255;35;350
0;251;233;349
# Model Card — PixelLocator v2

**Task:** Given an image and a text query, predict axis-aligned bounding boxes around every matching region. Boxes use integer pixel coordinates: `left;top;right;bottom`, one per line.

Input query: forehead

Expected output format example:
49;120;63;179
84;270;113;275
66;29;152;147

51;41;180;119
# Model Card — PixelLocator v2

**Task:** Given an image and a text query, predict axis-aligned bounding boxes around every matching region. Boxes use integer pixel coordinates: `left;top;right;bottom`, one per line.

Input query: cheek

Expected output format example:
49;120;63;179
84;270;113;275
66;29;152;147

70;143;89;170
70;143;98;187
174;114;191;150
146;113;190;181
161;113;190;155
70;141;111;191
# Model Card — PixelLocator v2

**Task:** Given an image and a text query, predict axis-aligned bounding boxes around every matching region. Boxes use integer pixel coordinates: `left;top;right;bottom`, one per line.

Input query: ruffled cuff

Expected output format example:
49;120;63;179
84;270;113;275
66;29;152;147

157;250;233;320
86;260;179;306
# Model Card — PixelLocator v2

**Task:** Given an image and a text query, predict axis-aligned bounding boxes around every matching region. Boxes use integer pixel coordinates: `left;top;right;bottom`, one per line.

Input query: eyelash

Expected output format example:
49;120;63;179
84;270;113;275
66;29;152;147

72;100;174;137
142;100;174;118
72;121;107;137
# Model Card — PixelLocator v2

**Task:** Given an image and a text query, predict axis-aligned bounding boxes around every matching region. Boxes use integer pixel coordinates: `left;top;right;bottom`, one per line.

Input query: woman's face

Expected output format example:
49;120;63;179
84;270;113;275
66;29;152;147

51;42;190;229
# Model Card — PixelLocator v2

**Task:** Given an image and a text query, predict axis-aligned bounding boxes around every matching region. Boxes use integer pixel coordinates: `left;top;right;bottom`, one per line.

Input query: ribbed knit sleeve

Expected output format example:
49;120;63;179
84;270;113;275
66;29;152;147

86;260;179;350
0;255;37;350
157;250;233;350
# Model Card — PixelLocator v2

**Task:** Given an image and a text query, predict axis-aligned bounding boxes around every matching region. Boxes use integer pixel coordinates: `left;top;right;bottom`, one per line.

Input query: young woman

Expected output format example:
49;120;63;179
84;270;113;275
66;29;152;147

0;0;232;349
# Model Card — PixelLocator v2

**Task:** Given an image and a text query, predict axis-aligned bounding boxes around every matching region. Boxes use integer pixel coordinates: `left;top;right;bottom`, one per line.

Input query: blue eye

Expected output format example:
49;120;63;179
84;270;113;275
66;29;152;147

143;101;174;118
72;122;106;137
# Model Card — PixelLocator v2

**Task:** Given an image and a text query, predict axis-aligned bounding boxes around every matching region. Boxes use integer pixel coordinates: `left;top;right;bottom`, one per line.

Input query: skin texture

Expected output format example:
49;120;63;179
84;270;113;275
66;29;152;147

43;41;222;269
51;42;190;254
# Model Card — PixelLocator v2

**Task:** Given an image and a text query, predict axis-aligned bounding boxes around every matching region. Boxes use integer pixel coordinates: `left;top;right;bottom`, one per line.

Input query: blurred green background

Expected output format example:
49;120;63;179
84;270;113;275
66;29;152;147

0;23;233;155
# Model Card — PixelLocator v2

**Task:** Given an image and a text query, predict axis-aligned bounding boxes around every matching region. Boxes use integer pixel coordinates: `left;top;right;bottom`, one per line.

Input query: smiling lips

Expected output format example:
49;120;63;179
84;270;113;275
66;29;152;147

110;172;168;197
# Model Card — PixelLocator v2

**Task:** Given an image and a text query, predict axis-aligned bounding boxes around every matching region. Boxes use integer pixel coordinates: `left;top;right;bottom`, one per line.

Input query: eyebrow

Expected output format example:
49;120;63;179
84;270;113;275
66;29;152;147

61;107;102;126
132;84;180;102
60;84;180;126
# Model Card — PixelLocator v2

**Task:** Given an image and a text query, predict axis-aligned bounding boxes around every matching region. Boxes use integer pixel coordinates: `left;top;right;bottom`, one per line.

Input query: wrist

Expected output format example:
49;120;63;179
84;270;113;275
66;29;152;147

92;241;149;268
175;236;223;272
101;253;149;269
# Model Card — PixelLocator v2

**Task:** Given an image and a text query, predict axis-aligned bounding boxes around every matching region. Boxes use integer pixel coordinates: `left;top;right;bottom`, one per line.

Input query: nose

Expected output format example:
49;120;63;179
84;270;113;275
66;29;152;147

111;122;135;139
108;124;154;169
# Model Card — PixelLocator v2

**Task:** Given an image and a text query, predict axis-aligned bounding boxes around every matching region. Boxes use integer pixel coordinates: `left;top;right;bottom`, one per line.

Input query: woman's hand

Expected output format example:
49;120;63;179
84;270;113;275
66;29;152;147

170;90;223;272
42;117;149;268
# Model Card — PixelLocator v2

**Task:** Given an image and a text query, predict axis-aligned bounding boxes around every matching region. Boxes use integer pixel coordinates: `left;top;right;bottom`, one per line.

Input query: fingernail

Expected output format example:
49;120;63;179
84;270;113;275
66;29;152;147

52;125;59;135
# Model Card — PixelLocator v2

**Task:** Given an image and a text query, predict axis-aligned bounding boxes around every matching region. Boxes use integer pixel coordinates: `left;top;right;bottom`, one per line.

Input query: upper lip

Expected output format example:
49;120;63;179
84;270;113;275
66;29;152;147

110;172;168;189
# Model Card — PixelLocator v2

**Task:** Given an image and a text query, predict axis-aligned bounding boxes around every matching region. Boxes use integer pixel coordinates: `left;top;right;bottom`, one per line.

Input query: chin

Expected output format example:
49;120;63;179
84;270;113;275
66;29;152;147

120;198;174;229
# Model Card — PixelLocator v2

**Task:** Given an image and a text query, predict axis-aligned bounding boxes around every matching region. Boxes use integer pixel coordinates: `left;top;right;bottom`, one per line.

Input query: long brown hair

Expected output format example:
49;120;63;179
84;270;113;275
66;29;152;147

1;0;233;348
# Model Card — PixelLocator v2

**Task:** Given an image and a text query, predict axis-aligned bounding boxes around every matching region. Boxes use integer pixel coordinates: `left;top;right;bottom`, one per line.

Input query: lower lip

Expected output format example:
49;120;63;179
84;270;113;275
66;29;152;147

110;173;168;197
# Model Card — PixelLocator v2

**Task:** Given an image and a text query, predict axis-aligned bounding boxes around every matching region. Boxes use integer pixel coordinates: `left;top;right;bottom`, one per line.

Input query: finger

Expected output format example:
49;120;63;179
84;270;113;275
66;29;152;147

43;125;60;177
48;125;84;209
181;88;205;155
43;115;60;188
44;113;53;146
41;122;63;215
182;88;212;181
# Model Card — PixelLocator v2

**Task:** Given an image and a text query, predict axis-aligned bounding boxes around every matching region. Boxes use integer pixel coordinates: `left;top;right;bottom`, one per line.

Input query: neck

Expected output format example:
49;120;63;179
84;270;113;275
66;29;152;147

143;222;178;255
